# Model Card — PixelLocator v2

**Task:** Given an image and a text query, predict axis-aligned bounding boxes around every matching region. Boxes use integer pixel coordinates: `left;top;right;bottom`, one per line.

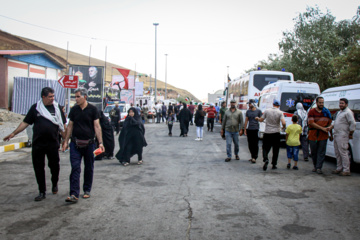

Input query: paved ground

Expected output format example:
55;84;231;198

0;122;360;240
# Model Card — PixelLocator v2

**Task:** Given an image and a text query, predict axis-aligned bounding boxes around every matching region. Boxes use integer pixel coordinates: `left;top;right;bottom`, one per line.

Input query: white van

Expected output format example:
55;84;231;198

103;103;131;126
258;80;320;139
310;84;360;165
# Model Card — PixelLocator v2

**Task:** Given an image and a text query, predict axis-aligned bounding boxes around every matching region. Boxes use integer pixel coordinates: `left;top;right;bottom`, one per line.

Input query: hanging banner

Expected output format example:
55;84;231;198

135;82;144;96
69;65;104;110
111;75;136;90
120;89;135;104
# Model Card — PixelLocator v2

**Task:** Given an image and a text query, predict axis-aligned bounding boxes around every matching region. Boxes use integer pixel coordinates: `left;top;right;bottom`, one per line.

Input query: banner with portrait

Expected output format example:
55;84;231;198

69;65;104;110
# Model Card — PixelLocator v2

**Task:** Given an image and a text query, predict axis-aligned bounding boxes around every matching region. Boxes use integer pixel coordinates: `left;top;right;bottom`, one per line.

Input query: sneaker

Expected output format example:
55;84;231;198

332;170;342;174
272;165;277;170
316;169;323;174
293;166;299;170
287;163;291;169
200;138;203;141
235;155;240;160
251;159;256;164
263;160;269;171
34;192;46;201
304;158;309;162
195;138;200;141
225;158;231;162
339;172;351;176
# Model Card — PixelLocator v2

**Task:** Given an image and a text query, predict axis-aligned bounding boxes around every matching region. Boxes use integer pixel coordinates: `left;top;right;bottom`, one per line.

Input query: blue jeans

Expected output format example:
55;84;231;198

286;145;300;161
225;130;239;158
69;142;95;198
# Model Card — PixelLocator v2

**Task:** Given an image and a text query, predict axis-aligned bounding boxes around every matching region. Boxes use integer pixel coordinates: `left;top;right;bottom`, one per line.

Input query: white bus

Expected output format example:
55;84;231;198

227;70;294;110
258;80;320;138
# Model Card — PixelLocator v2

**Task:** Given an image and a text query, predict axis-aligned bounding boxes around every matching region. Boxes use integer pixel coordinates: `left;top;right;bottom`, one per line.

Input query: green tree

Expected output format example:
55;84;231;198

332;43;360;85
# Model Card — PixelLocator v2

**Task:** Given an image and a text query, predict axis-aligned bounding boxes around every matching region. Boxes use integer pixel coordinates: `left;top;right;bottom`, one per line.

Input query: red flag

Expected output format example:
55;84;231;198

115;68;130;89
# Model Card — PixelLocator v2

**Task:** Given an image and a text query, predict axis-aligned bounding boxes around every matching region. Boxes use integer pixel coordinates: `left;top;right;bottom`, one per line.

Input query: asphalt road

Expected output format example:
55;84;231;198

0;122;360;240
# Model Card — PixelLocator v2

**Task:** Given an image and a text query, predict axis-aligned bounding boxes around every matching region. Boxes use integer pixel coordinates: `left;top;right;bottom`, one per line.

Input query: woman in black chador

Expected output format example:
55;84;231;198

178;102;192;137
116;107;147;166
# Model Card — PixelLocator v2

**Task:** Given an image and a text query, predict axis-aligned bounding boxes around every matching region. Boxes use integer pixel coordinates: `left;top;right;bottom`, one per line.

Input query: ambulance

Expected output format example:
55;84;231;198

258;80;320;139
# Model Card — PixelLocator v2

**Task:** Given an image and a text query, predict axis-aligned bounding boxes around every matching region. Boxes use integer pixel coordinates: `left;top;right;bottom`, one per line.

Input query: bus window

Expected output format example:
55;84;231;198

244;79;249;95
253;74;291;91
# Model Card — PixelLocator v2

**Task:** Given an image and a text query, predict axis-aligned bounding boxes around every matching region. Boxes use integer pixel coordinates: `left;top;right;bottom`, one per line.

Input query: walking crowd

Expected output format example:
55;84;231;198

2;86;357;204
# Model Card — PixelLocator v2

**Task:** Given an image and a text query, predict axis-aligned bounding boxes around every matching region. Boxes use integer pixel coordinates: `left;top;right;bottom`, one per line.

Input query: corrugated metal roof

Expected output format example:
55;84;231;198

0;50;66;68
0;50;46;56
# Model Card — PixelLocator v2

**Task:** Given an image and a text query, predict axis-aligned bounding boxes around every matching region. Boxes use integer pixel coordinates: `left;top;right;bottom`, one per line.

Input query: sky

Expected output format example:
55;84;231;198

0;0;358;101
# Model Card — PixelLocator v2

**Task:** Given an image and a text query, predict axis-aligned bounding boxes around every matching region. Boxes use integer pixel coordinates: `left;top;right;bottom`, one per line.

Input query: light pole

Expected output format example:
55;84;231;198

165;53;168;100
153;23;159;102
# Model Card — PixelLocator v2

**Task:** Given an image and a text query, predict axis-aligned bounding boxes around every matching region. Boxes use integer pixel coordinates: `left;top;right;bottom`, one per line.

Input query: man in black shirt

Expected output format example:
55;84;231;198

3;87;66;201
62;88;104;203
111;104;120;135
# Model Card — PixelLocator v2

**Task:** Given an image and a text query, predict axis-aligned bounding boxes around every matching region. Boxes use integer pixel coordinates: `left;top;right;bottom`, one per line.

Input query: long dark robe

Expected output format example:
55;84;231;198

116;107;147;163
95;111;115;160
178;106;192;135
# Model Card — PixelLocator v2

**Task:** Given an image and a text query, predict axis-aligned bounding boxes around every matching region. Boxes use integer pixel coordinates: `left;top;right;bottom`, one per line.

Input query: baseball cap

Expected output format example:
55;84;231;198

247;99;255;104
273;99;280;106
230;99;236;103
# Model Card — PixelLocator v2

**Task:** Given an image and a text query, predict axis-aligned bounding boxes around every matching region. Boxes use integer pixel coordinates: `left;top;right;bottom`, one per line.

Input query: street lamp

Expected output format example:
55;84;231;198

153;23;159;102
165;53;168;100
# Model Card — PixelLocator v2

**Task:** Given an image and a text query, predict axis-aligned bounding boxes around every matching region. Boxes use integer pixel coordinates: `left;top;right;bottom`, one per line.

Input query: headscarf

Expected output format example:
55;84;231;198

295;103;306;122
122;107;142;129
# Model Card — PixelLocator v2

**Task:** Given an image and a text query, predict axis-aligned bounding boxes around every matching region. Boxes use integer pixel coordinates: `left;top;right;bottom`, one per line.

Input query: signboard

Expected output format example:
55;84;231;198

69;65;104;110
120;89;135;104
58;75;79;88
135;82;144;96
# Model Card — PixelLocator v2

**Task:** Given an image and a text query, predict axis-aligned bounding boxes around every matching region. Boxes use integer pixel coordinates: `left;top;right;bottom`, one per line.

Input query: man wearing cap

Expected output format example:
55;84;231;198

256;99;286;171
221;99;244;162
244;99;262;163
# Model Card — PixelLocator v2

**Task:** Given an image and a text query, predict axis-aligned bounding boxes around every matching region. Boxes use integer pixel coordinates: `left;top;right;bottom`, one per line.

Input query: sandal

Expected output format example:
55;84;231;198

138;160;143;165
251;159;256;164
65;195;78;203
121;162;129;166
225;158;231;162
287;163;291;169
235;155;240;160
83;192;90;199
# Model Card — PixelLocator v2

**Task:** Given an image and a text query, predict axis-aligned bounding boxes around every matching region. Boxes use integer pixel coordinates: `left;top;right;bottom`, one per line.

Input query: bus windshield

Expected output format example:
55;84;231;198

280;93;318;114
254;74;291;90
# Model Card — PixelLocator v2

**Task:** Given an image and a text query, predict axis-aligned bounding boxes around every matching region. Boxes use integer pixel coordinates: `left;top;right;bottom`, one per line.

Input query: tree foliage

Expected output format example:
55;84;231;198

248;6;360;91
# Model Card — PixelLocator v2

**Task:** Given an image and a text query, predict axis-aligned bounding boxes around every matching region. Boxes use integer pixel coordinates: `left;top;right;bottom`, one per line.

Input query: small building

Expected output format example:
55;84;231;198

208;89;224;105
0;50;66;110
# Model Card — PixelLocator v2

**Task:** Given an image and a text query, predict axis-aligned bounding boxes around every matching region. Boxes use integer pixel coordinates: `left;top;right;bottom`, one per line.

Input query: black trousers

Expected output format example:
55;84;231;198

247;129;259;160
112;120;120;134
262;132;280;166
32;144;60;193
168;124;173;134
207;118;214;131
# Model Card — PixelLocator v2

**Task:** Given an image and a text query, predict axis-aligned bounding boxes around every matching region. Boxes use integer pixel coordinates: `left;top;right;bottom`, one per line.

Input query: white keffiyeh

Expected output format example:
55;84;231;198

36;100;65;132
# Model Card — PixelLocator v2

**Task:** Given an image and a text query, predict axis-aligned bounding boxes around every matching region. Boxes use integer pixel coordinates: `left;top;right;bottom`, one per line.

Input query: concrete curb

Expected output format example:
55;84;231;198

0;142;27;153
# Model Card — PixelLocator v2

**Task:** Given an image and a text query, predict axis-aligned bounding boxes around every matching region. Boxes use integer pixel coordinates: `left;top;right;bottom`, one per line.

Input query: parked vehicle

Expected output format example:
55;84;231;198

258;80;320;139
103;103;131;126
308;84;360;166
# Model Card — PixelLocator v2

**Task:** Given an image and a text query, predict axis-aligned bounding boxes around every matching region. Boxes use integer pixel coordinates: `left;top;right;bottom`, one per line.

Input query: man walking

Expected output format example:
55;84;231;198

219;101;227;124
154;102;162;123
328;98;356;176
62;88;104;203
188;102;195;125
161;102;167;123
206;103;217;132
221;99;244;162
307;97;333;174
215;103;220;123
244;99;262;163
256;99;286;171
3;87;66;201
110;104;120;135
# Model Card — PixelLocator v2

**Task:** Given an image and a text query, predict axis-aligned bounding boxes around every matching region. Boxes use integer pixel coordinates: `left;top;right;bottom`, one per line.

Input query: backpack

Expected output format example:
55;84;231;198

110;108;116;118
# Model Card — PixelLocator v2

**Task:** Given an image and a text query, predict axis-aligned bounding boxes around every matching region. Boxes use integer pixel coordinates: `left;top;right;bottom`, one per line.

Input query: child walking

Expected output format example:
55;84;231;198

285;115;302;170
167;110;175;136
195;104;206;141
